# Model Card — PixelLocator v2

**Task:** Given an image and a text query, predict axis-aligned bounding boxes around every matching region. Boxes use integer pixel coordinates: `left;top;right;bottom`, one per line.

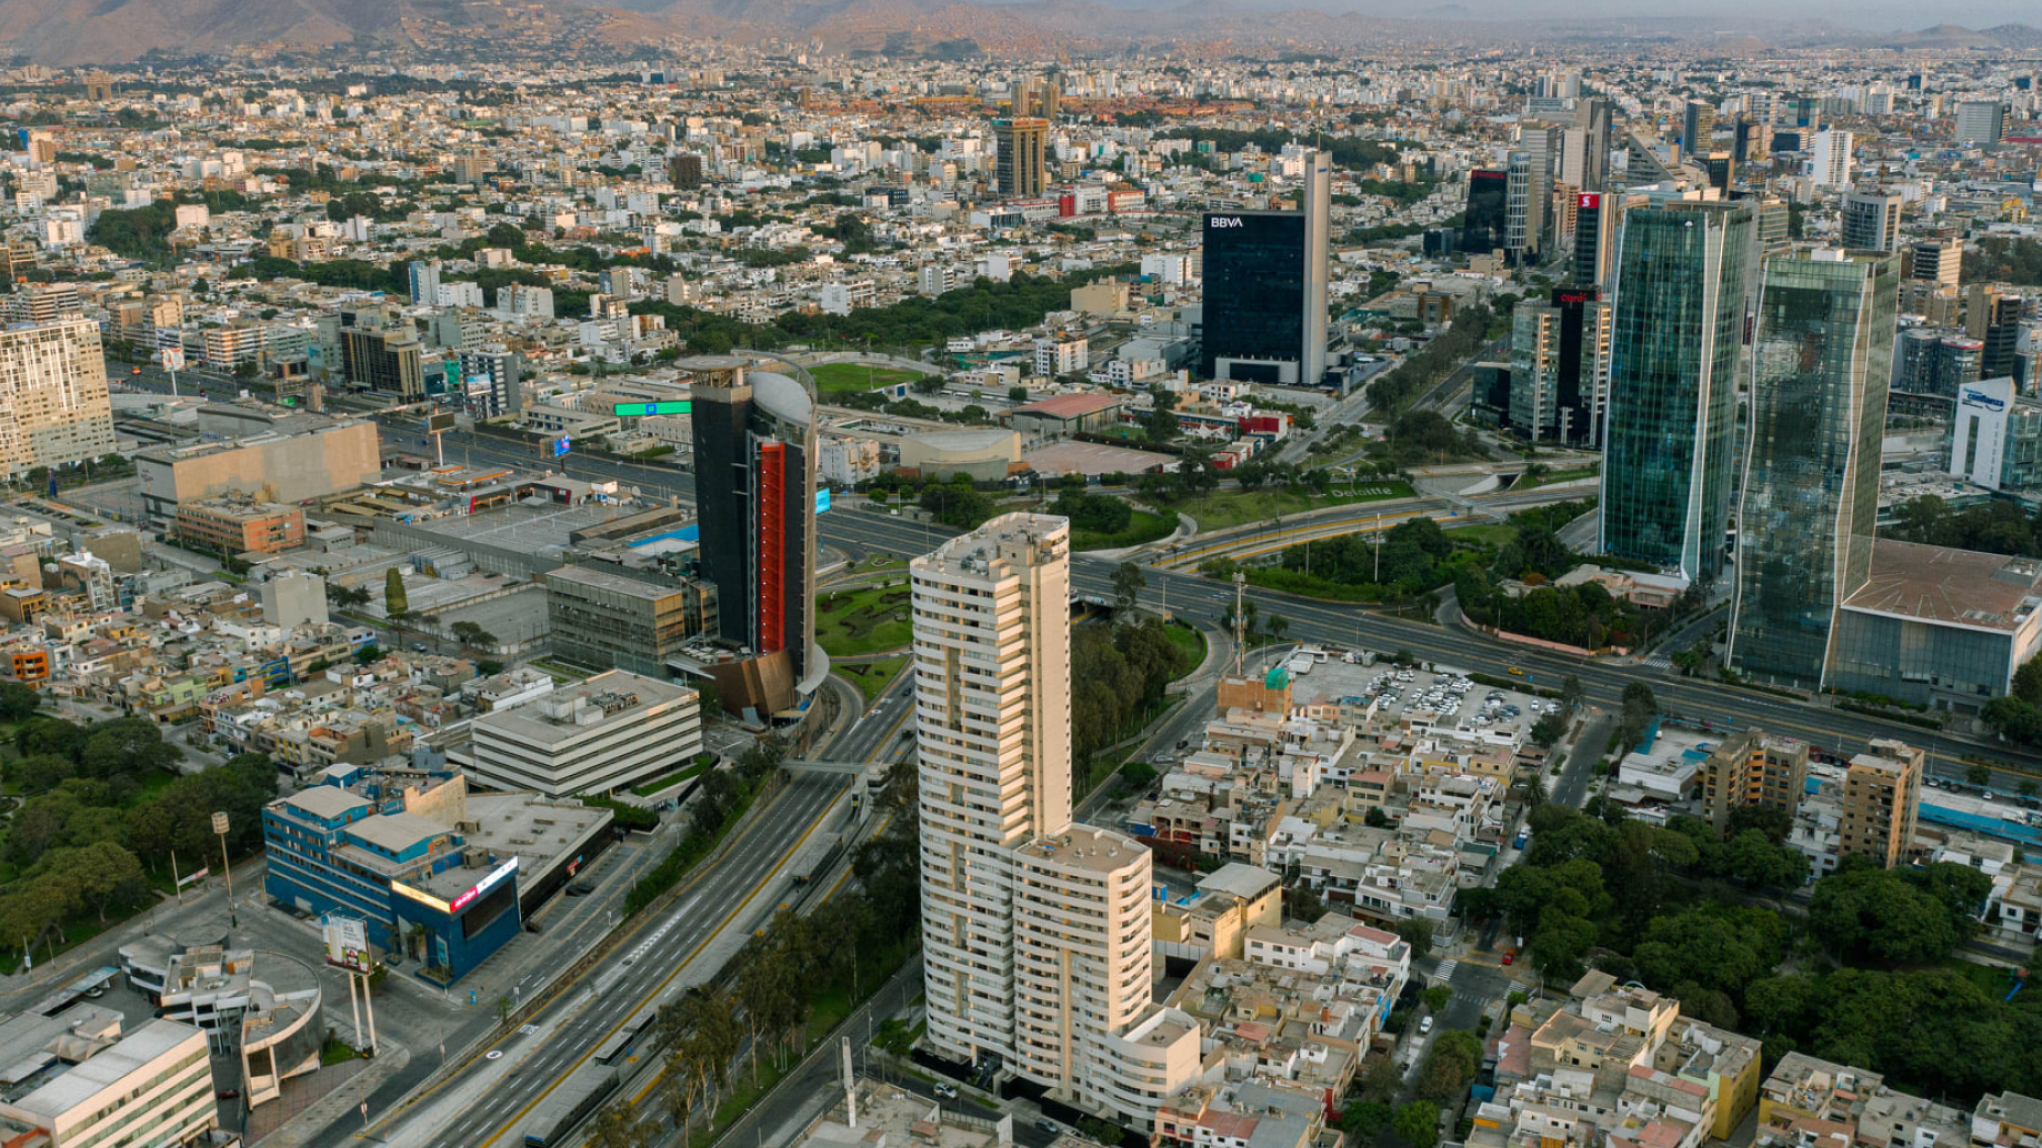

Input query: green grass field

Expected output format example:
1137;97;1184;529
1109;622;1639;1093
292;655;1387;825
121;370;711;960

1177;481;1415;532
809;362;927;396
631;760;709;797
1448;522;1520;548
1164;623;1206;679
1072;509;1175;552
843;656;907;702
1519;465;1599;489
816;583;914;657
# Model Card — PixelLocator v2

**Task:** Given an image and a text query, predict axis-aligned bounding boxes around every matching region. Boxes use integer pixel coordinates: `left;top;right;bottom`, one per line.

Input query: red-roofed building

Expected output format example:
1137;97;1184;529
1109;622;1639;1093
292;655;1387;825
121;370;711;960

1010;392;1126;438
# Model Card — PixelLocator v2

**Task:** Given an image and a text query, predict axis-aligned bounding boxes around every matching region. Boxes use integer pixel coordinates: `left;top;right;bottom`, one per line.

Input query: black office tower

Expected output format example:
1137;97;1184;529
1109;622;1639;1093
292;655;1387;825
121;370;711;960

1573;192;1614;289
1200;153;1330;386
688;358;818;701
1462;170;1508;255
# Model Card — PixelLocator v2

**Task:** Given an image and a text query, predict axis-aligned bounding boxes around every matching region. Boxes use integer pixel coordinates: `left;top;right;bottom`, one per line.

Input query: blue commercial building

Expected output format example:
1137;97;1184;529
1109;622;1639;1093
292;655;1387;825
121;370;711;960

262;772;523;983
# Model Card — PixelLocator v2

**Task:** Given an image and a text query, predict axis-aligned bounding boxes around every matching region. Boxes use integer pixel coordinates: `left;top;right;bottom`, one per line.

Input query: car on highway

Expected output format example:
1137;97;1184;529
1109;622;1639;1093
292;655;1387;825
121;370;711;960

1508;666;1525;676
566;883;595;897
933;1083;958;1099
1038;1119;1061;1134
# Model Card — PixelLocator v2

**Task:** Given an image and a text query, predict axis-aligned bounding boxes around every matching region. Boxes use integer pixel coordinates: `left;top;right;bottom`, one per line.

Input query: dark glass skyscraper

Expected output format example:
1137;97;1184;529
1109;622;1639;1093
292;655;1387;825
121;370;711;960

1573;192;1614;288
1729;249;1898;688
1199;152;1329;386
1461;169;1508;254
690;358;818;688
1599;200;1753;584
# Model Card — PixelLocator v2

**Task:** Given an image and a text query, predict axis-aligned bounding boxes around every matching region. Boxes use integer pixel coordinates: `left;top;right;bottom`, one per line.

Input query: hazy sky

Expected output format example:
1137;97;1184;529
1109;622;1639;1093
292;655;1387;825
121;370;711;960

1164;0;2040;31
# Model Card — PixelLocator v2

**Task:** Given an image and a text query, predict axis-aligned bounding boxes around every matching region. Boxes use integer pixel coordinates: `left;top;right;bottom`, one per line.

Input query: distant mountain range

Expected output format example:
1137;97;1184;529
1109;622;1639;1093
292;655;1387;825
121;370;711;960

0;0;665;65
1;3;2039;68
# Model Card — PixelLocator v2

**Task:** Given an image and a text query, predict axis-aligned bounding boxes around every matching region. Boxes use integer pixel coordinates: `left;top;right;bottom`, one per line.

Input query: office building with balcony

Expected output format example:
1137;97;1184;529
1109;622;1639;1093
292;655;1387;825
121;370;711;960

1698;729;1810;834
1838;741;1924;869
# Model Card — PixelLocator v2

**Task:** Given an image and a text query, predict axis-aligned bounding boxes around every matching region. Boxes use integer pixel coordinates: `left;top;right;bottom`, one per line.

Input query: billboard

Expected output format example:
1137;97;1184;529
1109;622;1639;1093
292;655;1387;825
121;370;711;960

159;347;186;372
613;400;691;417
324;915;372;972
394;857;518;914
815;488;831;514
424;412;457;434
554;437;572;458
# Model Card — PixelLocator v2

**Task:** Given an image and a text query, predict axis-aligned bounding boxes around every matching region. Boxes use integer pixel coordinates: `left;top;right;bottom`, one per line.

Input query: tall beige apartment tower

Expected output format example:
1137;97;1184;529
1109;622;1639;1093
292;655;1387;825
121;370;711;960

914;512;1074;1064
911;513;1197;1127
0;318;115;479
1839;738;1923;869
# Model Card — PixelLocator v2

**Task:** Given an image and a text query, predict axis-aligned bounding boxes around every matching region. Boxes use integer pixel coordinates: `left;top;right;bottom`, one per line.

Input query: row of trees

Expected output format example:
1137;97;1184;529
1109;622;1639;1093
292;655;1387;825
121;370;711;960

624;264;1135;357
1964;236;2042;286
1073;619;1191;778
621;737;787;917
590;763;924;1147
1886;495;2042;558
1364;304;1499;417
1;710;279;962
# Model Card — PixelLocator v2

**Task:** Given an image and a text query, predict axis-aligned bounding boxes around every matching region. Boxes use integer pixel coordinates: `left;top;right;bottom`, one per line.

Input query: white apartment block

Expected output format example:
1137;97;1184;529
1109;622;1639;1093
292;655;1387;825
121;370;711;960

0;1014;217;1148
469;670;701;797
912;513;1196;1129
820;280;877;316
1035;336;1090;377
1812;129;1853;188
0;318;116;478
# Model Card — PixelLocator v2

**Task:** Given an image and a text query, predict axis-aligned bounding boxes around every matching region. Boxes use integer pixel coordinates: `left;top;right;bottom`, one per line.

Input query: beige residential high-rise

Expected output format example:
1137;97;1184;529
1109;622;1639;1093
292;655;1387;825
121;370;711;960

1838;738;1923;869
0;318;115;479
912;513;1197;1128
914;513;1073;1064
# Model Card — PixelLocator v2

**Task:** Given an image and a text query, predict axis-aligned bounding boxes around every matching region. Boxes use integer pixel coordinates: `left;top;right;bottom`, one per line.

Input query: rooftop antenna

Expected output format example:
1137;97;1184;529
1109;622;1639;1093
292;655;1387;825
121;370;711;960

1232;571;1247;678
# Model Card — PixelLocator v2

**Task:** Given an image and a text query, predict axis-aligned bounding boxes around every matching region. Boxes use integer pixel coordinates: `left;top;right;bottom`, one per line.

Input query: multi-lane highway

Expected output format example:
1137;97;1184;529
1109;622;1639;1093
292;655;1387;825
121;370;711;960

333;776;847;1148
816;506;2042;786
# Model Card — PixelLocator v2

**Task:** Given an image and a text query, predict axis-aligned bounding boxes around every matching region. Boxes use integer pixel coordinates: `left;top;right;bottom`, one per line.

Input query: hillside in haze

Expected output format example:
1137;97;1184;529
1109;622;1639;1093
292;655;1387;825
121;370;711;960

0;0;2038;66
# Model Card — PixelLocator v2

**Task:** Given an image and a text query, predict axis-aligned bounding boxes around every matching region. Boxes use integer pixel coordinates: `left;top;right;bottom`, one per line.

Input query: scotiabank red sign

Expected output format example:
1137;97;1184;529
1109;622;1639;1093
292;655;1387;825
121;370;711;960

1579;193;1600;208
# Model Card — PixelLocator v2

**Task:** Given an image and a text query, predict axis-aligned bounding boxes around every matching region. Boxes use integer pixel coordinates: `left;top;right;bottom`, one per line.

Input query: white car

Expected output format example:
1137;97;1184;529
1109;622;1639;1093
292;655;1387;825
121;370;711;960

1419;1016;1434;1034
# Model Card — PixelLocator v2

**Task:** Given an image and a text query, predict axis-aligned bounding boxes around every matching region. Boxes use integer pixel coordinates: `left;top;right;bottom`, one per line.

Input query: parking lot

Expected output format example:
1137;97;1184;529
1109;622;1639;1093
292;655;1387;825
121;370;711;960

1275;653;1552;741
1359;666;1557;737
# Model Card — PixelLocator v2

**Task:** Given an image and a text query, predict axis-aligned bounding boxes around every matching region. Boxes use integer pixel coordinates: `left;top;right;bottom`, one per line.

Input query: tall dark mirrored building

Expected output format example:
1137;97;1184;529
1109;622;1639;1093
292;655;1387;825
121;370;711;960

1729;249;1898;688
1461;169;1508;255
1199;151;1329;386
1599;200;1753;584
689;357;819;700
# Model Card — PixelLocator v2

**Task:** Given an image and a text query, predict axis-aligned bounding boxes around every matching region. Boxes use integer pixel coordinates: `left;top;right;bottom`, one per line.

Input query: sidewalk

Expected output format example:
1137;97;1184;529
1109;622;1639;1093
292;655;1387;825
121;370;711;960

0;859;262;1008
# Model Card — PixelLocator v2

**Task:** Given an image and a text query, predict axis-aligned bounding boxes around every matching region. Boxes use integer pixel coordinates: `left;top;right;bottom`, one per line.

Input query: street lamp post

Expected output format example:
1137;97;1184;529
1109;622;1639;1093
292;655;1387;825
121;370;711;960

212;811;236;928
